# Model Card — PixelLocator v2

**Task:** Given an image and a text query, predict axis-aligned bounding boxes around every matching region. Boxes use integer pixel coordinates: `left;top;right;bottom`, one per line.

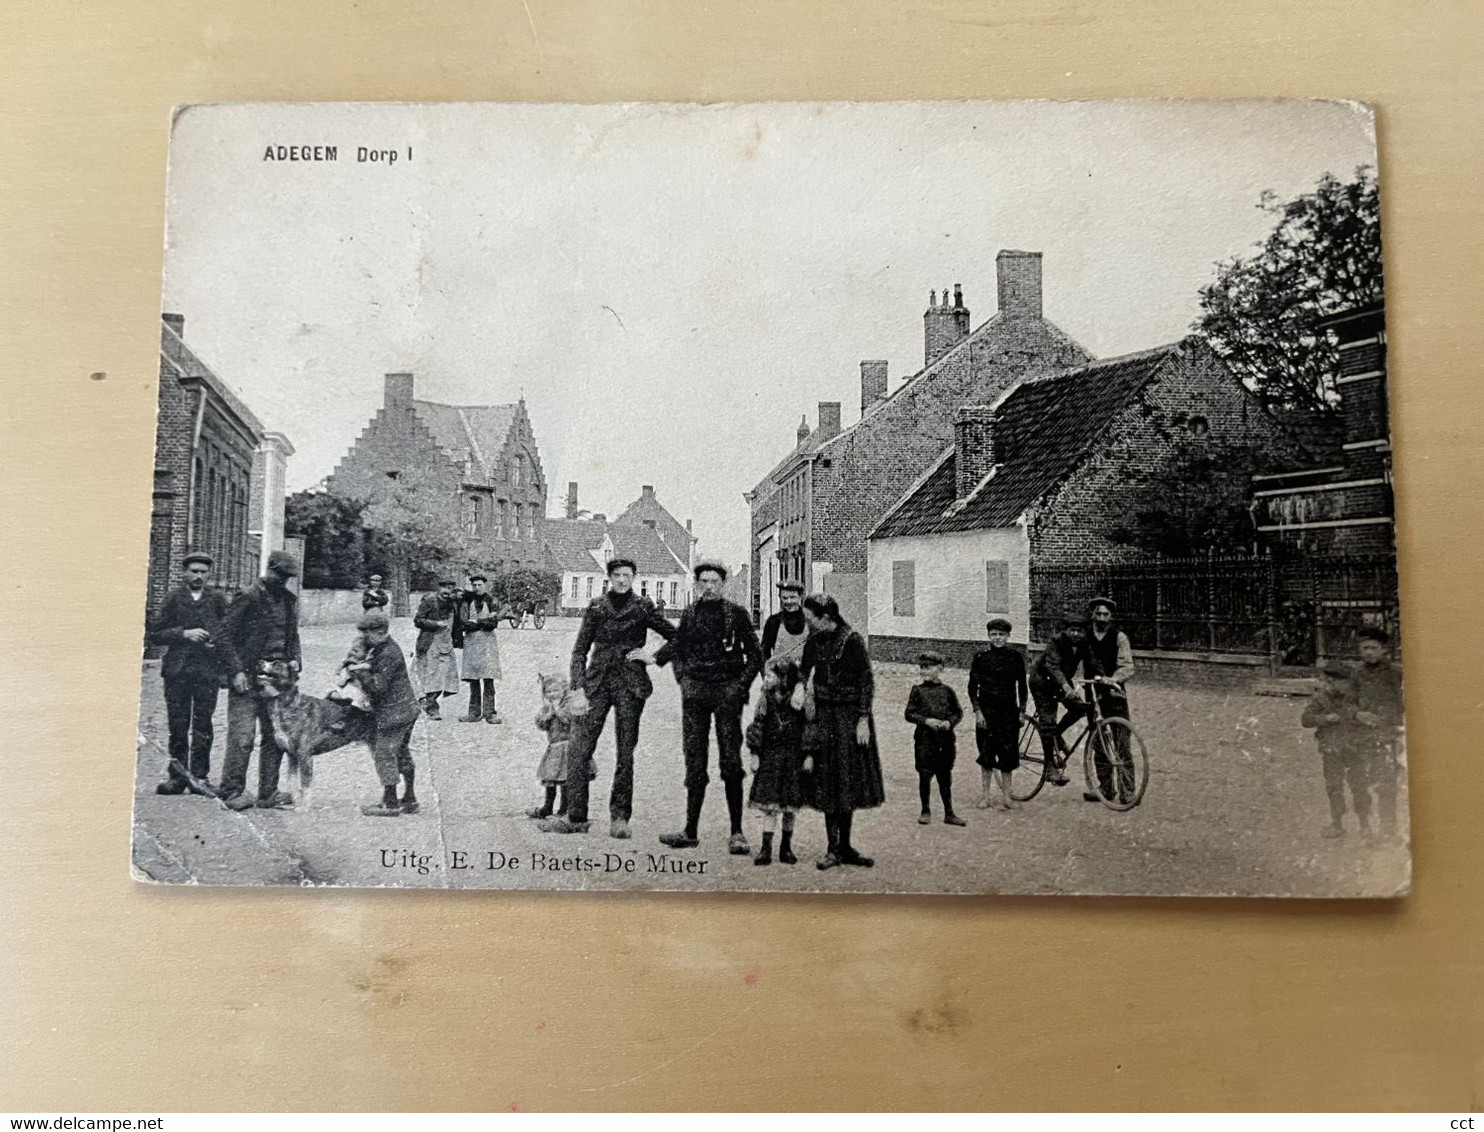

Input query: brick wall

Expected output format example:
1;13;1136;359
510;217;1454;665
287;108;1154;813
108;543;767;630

1028;346;1310;570
810;316;1088;575
329;406;465;529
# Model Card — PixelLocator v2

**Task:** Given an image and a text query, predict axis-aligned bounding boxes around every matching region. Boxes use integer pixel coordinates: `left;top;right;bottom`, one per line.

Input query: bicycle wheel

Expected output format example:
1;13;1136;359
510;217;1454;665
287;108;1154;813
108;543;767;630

533;610;546;629
506;613;521;629
1008;717;1047;802
1086;718;1149;811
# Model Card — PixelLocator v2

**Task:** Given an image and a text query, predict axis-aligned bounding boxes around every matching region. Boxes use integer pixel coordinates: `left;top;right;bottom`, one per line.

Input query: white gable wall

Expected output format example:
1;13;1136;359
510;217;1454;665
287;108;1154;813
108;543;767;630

867;525;1031;645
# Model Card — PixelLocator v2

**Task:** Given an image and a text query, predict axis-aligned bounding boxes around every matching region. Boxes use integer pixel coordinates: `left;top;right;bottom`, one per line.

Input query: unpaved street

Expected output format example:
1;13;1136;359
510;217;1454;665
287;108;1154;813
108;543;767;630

132;620;1410;896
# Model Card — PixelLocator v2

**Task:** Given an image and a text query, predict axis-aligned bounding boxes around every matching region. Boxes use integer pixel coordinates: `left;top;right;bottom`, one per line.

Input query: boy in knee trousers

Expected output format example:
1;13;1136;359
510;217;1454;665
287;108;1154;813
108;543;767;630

1302;659;1372;839
906;651;965;826
351;612;423;817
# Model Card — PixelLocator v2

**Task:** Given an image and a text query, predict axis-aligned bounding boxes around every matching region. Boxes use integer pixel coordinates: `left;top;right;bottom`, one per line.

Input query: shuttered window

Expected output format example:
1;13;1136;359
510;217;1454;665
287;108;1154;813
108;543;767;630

985;560;1010;613
892;560;915;617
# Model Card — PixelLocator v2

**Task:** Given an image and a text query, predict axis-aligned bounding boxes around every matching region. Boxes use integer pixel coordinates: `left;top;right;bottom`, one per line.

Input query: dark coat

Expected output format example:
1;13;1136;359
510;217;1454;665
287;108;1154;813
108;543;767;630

905;681;963;771
217;579;301;677
413;592;458;655
361;587;390;611
1030;632;1082;694
654;598;762;692
967;646;1028;718
569;591;677;698
361;637;422;729
149;585;229;681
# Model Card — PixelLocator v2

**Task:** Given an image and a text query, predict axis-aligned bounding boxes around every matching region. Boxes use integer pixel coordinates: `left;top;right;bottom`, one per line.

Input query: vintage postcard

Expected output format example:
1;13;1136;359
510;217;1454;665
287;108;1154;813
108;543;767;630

133;100;1407;896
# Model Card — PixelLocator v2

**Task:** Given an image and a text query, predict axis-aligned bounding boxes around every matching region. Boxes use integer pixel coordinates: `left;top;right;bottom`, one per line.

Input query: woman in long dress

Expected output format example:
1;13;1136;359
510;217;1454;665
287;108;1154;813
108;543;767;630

798;593;885;870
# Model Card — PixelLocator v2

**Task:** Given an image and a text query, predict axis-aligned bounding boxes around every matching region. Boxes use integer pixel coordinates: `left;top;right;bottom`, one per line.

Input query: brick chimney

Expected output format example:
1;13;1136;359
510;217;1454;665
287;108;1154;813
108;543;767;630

566;482;579;520
924;284;970;367
954;405;997;500
860;360;889;412
385;372;415;411
162;312;185;338
817;401;842;441
996;250;1042;319
641;484;655;500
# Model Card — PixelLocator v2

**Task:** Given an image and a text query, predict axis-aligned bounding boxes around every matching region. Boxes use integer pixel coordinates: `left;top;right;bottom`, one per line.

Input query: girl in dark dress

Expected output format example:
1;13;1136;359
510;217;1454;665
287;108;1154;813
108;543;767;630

745;656;808;866
798;593;886;870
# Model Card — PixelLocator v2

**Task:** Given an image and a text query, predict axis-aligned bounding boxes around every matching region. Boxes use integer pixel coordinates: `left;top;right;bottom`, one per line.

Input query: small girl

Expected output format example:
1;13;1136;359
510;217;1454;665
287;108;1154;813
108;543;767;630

325;632;374;726
745;656;810;866
528;672;594;820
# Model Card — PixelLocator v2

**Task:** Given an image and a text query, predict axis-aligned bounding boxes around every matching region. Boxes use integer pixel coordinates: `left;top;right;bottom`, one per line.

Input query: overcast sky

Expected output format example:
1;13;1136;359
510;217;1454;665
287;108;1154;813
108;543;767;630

163;100;1376;567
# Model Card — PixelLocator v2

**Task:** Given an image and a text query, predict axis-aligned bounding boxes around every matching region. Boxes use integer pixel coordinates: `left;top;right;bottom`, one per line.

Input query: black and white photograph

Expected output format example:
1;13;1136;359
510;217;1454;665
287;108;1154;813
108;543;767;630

133;100;1407;896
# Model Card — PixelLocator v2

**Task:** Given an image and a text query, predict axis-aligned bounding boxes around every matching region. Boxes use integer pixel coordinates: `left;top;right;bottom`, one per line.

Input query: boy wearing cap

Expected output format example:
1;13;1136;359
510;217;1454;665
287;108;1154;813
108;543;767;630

348;611;424;817
216;549;302;809
1028;611;1087;787
1352;626;1404;836
148;551;229;794
968;618;1029;810
1302;659;1373;839
905;651;966;826
361;574;390;612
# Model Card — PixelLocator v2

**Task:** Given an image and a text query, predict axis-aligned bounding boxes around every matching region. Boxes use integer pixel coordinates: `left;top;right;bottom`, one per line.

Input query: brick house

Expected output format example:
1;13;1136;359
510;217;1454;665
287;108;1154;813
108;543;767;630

746;251;1089;629
327;372;548;574
1250;302;1394;555
147;313;294;616
866;339;1309;665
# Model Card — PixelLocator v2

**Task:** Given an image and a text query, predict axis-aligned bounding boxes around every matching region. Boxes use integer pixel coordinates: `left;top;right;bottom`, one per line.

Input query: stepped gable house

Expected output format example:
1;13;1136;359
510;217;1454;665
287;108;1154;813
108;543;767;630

148;313;294;614
1250;302;1395;556
866;338;1309;665
746;250;1089;628
328;372;548;570
545;482;692;612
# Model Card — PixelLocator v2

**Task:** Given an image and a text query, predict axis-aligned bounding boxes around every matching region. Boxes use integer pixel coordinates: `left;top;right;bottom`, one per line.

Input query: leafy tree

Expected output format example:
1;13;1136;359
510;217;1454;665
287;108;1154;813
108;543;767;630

359;467;469;616
489;564;560;609
1195;167;1383;413
1106;439;1272;557
284;490;368;589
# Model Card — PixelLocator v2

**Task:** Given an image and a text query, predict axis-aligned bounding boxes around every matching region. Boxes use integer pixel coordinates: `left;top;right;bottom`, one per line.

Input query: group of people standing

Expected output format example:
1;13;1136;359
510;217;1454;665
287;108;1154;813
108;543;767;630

536;560;885;871
398;573;505;725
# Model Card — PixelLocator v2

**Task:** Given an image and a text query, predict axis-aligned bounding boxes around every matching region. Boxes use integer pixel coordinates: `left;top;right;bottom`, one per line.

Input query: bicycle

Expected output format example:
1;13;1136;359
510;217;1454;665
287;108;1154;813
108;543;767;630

1009;678;1149;811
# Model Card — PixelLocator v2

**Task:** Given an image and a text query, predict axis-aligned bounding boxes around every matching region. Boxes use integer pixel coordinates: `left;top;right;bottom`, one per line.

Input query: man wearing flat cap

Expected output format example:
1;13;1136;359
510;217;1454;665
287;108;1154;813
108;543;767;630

648;560;763;853
457;573;502;724
412;577;462;720
1080;596;1137;804
148;551;229;795
216;549;303;809
540;555;676;838
760;581;808;663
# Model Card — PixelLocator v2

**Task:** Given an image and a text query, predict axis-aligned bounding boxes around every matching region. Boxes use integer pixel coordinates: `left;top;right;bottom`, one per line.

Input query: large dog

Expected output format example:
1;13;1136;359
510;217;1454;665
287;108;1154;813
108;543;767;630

255;660;376;811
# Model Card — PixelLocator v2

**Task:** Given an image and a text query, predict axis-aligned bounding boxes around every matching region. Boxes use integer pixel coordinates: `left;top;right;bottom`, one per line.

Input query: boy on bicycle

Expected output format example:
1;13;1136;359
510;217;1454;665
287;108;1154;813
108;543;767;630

1028;609;1087;787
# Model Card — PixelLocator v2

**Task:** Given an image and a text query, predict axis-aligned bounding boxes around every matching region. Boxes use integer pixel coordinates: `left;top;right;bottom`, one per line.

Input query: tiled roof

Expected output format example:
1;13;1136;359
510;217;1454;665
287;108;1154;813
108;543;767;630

412;400;517;481
612;490;692;558
160;320;267;438
543;517;688;577
871;344;1181;539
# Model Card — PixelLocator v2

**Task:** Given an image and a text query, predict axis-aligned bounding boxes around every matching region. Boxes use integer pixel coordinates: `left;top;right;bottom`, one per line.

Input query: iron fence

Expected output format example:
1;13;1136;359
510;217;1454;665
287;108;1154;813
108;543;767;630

1031;552;1399;668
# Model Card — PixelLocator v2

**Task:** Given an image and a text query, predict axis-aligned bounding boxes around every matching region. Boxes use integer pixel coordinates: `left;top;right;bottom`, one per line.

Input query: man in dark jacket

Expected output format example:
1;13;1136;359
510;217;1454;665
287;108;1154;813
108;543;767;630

350;611;424;817
217;550;303;810
148;551;229;794
651;561;763;853
1080;596;1137;804
539;556;676;838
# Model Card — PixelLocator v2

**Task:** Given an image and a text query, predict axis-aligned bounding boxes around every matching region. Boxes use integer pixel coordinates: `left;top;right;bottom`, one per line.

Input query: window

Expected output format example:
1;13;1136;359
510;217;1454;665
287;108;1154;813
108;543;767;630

892;560;915;617
511;456;523;488
510;504;520;542
463;495;481;536
585;576;594;599
526;508;536;540
985;560;1010;614
1188;415;1210;438
570;575;579;600
670;581;678;604
641;581;649;597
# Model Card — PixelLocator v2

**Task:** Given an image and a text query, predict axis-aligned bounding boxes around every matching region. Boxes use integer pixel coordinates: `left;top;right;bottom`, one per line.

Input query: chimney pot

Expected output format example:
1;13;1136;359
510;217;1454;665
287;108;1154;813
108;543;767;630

996;250;1043;319
818;401;842;440
162;312;185;338
385;372;415;410
924;285;971;367
641;484;655;498
860;360;889;413
954;404;998;501
796;415;811;446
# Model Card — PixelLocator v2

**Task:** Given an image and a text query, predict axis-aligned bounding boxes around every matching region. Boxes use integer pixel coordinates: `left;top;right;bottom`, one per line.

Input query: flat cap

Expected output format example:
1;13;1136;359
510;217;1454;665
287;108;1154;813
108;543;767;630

916;650;946;667
265;549;300;577
693;559;728;581
356;611;390;632
182;551;214;568
986;617;1013;633
776;581;804;593
605;556;637;575
1086;595;1117;614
